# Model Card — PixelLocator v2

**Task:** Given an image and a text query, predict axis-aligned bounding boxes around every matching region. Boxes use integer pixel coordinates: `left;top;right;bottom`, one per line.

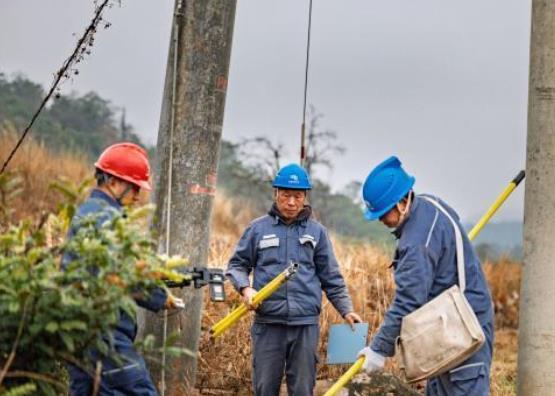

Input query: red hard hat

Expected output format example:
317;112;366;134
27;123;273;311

94;142;152;191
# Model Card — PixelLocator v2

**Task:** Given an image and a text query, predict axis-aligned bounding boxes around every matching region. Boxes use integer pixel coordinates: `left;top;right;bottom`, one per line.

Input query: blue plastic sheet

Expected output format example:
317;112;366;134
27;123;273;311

326;323;369;364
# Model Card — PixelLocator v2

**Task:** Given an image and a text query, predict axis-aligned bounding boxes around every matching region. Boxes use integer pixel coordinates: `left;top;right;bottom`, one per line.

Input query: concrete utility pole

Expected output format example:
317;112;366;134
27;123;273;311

141;1;236;394
518;1;555;394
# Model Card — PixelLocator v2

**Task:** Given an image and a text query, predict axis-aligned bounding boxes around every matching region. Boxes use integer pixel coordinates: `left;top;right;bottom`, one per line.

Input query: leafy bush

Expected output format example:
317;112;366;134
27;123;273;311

0;179;188;395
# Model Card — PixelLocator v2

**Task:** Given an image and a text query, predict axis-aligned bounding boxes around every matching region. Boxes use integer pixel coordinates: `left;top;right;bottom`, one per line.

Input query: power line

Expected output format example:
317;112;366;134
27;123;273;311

300;0;313;167
0;0;113;174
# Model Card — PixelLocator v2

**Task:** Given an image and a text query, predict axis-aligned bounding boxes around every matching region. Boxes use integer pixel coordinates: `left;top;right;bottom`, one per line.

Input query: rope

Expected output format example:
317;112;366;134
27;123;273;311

300;0;313;167
0;0;112;174
160;2;183;394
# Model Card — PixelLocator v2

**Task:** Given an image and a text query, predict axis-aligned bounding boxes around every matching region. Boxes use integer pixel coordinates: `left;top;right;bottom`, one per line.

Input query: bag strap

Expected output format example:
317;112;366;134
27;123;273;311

421;196;466;293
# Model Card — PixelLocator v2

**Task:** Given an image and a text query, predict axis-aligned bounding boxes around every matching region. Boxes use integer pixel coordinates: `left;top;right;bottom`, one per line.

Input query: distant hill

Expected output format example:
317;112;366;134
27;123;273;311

464;221;523;260
0;73;145;159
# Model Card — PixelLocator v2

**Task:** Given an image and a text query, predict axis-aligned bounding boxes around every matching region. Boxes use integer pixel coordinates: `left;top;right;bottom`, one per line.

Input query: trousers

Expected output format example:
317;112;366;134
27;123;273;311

251;323;319;396
67;357;158;396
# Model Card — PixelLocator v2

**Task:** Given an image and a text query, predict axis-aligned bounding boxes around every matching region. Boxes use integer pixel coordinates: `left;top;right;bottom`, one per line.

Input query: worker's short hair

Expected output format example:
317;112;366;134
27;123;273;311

95;168;111;187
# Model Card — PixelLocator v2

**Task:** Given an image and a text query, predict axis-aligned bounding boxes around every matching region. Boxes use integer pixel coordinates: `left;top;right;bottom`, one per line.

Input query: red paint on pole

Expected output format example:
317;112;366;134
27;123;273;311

216;75;227;92
189;184;216;196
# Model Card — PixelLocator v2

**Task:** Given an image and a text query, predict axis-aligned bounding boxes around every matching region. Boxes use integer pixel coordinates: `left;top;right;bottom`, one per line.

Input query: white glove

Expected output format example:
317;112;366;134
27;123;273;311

165;295;185;309
171;297;185;309
357;346;385;374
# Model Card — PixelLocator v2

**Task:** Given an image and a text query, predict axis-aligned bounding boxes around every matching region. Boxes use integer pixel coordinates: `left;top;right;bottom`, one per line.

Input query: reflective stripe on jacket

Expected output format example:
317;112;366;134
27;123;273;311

371;194;494;357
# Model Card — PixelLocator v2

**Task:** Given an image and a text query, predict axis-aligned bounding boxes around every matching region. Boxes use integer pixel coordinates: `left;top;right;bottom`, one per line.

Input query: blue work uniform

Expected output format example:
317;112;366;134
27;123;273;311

63;189;167;396
370;194;494;396
226;204;354;396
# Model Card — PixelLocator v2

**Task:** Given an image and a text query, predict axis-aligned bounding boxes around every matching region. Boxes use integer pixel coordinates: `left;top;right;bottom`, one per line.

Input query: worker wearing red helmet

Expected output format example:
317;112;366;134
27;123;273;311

94;141;154;205
63;142;183;396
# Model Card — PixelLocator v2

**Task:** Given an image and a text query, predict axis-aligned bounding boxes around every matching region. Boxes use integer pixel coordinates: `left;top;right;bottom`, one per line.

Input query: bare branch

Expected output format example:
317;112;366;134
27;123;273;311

1;0;116;174
304;106;345;175
0;298;30;385
238;136;285;177
92;361;103;396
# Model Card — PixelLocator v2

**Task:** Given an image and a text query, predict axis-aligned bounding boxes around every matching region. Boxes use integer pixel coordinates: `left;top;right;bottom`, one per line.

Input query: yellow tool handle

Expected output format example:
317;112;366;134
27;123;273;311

210;305;249;337
210;263;299;338
210;270;288;335
211;273;284;335
324;170;525;396
210;270;288;337
323;356;365;396
468;170;525;241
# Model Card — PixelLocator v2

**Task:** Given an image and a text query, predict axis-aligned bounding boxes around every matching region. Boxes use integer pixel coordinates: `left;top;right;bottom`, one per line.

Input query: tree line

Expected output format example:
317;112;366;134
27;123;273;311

0;72;391;245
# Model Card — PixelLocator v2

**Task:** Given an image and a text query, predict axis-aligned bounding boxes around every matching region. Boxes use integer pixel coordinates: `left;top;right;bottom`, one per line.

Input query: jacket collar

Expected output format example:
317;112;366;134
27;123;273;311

392;193;420;239
90;188;122;211
269;203;312;226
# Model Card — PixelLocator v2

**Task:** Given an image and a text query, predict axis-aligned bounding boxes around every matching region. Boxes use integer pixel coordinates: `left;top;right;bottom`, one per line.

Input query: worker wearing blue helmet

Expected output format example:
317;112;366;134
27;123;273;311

226;163;362;396
357;156;494;396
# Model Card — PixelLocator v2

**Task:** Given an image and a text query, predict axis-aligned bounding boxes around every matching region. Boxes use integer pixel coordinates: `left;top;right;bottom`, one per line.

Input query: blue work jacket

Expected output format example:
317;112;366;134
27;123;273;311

226;205;354;325
62;189;167;364
371;194;494;357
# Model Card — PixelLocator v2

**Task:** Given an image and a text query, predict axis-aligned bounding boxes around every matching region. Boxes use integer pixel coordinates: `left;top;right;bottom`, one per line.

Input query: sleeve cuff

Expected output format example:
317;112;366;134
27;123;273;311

334;299;354;318
231;277;250;293
136;287;168;313
237;282;251;293
370;337;396;357
340;305;355;318
224;269;251;293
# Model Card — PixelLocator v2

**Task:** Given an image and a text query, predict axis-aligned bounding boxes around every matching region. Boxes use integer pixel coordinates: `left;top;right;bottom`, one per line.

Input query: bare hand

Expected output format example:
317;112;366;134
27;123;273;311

241;287;258;310
344;312;363;331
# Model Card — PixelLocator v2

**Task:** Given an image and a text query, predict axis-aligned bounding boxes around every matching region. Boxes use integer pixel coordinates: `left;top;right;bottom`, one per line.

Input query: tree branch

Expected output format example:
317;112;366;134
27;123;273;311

0;298;30;385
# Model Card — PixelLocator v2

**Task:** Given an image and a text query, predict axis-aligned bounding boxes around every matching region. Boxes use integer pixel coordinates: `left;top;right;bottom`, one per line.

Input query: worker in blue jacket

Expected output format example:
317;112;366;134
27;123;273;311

63;143;184;396
226;163;362;396
356;156;494;396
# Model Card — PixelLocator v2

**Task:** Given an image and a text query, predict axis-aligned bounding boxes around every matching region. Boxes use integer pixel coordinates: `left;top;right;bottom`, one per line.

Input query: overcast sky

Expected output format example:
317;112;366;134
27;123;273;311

0;0;531;222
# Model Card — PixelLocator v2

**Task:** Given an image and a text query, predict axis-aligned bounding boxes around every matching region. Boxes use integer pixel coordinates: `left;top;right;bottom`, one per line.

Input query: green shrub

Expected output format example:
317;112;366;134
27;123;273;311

0;179;189;395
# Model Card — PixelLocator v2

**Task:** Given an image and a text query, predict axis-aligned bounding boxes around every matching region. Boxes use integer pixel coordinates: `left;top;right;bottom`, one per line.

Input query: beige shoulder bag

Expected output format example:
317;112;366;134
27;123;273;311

396;197;485;383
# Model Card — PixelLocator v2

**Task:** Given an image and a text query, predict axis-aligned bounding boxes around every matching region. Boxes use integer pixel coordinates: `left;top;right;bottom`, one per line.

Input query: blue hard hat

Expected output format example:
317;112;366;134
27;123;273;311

272;163;312;190
362;156;415;221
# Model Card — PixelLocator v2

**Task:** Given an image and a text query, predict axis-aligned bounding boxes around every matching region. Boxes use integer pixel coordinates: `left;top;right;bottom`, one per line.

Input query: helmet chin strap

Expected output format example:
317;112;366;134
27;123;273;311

106;181;133;205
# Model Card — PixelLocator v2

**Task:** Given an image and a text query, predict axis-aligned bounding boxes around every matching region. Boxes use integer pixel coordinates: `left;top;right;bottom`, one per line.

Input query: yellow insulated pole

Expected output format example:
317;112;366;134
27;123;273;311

211;272;288;334
324;170;525;396
210;263;299;338
468;170;525;241
324;357;365;396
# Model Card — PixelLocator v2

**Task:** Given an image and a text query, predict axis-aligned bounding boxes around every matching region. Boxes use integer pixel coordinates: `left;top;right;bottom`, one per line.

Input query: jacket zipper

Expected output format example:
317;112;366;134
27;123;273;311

285;225;289;322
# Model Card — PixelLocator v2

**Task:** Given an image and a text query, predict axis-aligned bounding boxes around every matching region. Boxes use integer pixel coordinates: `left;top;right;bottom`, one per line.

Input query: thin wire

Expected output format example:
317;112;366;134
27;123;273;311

0;0;111;174
161;2;183;394
300;0;313;166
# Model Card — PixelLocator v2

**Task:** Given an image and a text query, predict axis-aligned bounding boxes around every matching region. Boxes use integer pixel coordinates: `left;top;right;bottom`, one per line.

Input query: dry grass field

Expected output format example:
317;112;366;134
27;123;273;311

0;128;90;221
202;203;520;395
1;130;519;395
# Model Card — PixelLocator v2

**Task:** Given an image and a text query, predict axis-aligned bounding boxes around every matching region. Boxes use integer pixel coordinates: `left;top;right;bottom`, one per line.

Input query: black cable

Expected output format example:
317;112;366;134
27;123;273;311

0;0;112;174
300;0;313;166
